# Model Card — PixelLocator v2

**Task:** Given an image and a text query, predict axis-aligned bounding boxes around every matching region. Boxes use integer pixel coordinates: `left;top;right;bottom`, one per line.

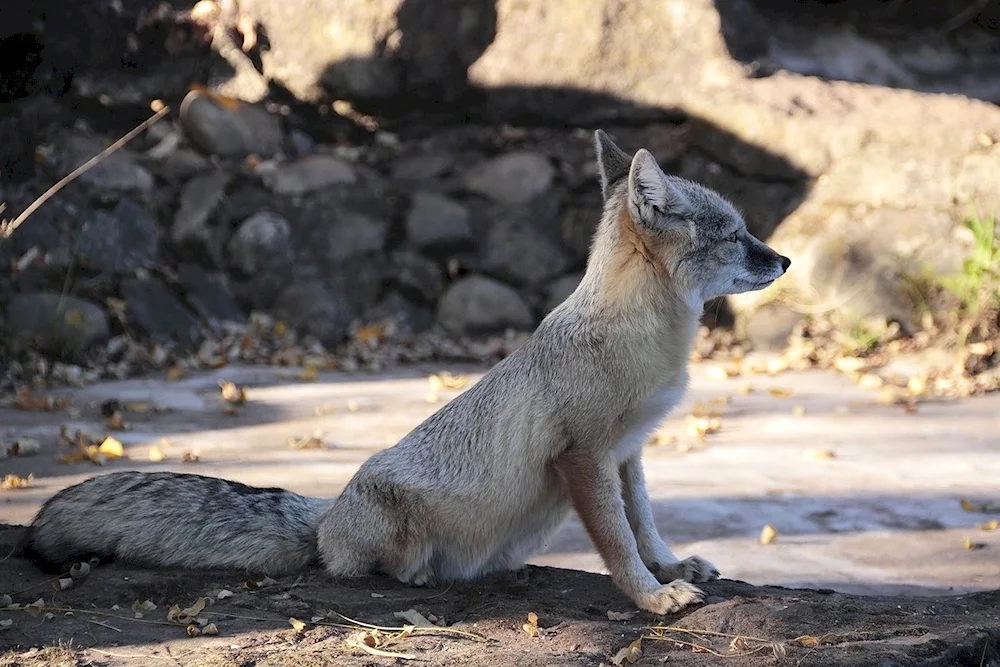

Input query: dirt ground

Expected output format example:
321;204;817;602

1;523;998;667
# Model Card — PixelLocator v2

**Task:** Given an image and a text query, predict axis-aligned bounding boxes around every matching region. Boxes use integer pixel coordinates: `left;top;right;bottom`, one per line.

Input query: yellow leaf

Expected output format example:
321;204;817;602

961;499;979;513
148;446;168;462
98;437;125;459
964;536;986;551
759;524;778;545
794;635;819;647
1;473;34;490
792;404;806;418
289;617;306;632
802;448;837;461
610;637;643;665
274;321;288;336
526;611;538;626
979;520;999;531
768;388;793;398
219;380;247;405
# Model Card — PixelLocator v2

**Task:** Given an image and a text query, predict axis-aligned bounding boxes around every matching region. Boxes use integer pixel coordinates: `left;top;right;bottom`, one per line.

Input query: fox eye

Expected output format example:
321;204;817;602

725;231;739;243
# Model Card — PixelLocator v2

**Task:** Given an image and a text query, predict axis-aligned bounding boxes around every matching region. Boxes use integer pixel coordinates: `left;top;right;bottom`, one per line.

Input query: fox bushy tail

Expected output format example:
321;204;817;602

20;471;332;575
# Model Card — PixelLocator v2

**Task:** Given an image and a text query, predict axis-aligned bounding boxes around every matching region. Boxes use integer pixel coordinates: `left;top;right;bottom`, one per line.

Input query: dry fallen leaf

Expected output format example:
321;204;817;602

166;365;185;381
219;380;247;405
181;451;200;464
686;415;722;441
428;372;469;391
792;404;806;418
355;323;387;347
16;388;69;411
299;365;318;382
979;520;999;532
287;436;325;450
606;610;637;621
2;474;35;490
963;536;986;551
97;437;125;459
289;617;307;632
759;524;778;545
203;623;219;635
522;611;540;638
610;637;643;666
105;411;128;431
393;609;433;627
736;383;754;395
794;635;820;648
148;445;168;462
803;448;837;461
167;597;208;625
768;388;793;398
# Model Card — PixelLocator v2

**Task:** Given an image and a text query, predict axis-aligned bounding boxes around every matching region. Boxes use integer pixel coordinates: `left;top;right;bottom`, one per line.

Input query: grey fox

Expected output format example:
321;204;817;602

21;130;790;614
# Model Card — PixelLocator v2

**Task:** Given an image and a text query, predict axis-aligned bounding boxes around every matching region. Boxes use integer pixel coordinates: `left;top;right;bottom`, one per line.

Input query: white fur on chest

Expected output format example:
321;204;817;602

613;382;687;462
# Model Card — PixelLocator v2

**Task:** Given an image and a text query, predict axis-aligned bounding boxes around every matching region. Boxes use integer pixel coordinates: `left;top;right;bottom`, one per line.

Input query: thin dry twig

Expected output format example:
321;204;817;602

0;105;170;241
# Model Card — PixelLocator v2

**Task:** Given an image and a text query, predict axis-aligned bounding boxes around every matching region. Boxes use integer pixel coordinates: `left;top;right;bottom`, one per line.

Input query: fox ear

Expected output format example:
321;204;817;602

627;149;690;234
594;130;632;201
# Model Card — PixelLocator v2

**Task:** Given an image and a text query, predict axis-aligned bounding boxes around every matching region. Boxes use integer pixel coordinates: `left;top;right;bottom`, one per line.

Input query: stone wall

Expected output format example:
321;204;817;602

2;0;1000;358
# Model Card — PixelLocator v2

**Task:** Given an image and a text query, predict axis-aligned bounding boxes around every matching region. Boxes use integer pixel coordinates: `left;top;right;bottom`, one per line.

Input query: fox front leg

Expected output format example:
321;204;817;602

557;449;705;615
619;454;720;585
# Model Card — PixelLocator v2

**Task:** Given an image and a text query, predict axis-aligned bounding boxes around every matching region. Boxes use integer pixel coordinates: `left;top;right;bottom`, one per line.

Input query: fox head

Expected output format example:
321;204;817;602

590;130;790;308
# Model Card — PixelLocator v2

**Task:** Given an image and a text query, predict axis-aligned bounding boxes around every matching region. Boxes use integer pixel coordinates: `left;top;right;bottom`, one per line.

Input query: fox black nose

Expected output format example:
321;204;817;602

779;255;791;272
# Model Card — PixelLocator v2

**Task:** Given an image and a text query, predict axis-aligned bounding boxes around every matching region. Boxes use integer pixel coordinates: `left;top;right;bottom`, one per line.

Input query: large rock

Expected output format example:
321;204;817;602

227;212;297;307
58;135;153;197
463;152;556;206
259;155;357;196
472;221;571;288
75;198;160;273
180;90;284;159
271;280;353;346
122;278;202;348
5;292;109;356
436;275;534;336
404;192;473;253
172;169;230;261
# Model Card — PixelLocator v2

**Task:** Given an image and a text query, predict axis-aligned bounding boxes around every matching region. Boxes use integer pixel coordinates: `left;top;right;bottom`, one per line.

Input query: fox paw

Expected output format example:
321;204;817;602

654;555;719;584
397;565;437;588
636;580;705;615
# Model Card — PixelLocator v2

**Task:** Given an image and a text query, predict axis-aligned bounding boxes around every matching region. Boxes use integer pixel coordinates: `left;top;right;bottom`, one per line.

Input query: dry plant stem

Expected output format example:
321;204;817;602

0;106;170;241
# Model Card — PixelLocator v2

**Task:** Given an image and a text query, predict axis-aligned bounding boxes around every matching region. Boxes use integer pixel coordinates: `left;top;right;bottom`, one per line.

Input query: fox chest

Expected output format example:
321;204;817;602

612;384;686;462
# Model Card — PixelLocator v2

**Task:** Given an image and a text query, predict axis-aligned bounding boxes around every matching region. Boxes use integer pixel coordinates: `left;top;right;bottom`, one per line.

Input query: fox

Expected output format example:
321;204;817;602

19;130;790;615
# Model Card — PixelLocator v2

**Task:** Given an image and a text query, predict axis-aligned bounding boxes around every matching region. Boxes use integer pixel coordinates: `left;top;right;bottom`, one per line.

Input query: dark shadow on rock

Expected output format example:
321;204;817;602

715;0;1000;102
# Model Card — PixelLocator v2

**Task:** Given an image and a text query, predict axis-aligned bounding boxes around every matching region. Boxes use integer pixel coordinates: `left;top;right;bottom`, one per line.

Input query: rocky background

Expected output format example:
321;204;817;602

1;0;999;384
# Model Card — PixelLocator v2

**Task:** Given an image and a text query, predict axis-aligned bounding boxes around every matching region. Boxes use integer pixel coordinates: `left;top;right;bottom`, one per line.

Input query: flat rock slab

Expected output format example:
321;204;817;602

0;524;997;666
1;361;998;602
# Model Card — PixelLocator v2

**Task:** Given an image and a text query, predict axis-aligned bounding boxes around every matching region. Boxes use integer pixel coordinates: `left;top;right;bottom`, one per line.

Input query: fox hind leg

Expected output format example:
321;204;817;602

316;482;434;586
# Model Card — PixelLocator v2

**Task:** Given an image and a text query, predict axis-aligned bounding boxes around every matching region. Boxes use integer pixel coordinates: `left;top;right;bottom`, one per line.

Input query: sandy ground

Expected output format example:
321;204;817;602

2;359;999;665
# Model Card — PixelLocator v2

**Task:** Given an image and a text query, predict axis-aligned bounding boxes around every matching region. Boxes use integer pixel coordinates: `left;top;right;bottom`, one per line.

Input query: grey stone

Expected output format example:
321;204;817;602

463;152;556;206
391;250;445;303
260;155;357;196
122;279;202;348
227;212;297;307
742;302;803;352
177;265;245;329
404;192;473;252
544;273;583;314
392;152;456;181
61;135;153;197
474;221;571;287
436;274;535;336
322;254;388;315
271;280;352;345
160;148;213;182
172;169;230;257
320;213;390;263
75;198;160;273
180;90;283;159
364;290;434;335
228;212;295;275
6;292;110;357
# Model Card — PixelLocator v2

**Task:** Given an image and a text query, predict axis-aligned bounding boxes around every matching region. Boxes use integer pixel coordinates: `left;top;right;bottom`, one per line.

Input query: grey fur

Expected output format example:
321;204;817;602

23;131;789;614
21;472;331;575
594;129;632;200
